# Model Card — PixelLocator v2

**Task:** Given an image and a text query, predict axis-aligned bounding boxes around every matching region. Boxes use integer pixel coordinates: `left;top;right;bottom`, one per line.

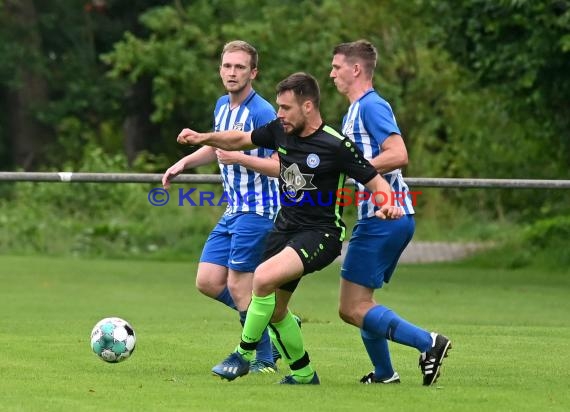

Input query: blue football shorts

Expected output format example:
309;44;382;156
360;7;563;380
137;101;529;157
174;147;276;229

200;212;274;273
341;215;415;289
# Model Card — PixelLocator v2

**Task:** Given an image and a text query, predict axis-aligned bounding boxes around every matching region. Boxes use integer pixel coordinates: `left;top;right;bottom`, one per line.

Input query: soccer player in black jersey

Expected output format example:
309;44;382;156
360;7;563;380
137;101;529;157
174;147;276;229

177;72;403;384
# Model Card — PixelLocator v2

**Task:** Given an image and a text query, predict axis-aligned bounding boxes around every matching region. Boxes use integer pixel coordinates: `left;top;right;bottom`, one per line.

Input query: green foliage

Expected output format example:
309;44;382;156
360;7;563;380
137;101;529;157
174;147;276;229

412;188;521;241
103;0;344;130
102;2;241;159
428;0;570;95
521;215;570;267
467;214;570;270
0;179;220;260
101;0;459;133
400;0;570;221
524;215;570;246
45;118;126;169
0;0;172;169
1;0;569;234
425;0;570;166
0;148;222;260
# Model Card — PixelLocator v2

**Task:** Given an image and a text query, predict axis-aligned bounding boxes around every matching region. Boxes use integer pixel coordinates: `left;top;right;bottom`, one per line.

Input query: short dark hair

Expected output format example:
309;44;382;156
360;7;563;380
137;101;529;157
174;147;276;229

276;72;320;108
332;39;377;78
222;40;259;69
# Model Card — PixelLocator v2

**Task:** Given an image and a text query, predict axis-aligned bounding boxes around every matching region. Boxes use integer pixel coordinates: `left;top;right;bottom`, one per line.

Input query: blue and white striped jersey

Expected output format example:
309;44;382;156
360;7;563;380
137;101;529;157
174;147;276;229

213;89;279;219
342;89;415;219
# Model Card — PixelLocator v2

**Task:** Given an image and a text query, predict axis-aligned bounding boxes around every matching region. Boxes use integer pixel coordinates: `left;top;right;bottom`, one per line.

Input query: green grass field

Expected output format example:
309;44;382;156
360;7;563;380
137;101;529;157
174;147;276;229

1;255;569;412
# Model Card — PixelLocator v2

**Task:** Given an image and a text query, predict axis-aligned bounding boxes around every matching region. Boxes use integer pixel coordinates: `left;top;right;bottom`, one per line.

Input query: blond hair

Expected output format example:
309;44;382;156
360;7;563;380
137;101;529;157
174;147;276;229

221;40;259;69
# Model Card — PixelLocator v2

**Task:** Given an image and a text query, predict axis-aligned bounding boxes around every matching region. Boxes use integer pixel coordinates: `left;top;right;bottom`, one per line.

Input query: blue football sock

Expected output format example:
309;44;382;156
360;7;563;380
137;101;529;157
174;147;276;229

215;287;236;310
239;310;247;324
362;305;432;352
255;328;274;363
360;329;394;379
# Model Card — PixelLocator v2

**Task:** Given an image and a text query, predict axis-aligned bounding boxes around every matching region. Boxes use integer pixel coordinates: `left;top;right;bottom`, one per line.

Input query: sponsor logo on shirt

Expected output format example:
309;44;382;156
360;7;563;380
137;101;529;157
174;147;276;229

281;163;316;203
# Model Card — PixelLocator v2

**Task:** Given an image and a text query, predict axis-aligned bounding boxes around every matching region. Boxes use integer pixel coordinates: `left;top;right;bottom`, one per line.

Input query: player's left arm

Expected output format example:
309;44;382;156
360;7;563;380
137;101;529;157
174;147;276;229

215;150;279;177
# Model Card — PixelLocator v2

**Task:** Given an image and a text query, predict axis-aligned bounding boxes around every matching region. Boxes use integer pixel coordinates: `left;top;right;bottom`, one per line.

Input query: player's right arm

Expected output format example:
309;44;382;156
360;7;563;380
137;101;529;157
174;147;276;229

338;137;402;220
368;133;408;174
361;100;407;174
177;128;257;151
162;146;217;190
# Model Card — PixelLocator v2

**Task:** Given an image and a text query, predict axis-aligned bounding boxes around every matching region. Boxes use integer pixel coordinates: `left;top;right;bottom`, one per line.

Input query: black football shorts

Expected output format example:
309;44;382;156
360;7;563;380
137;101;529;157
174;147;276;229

261;229;342;292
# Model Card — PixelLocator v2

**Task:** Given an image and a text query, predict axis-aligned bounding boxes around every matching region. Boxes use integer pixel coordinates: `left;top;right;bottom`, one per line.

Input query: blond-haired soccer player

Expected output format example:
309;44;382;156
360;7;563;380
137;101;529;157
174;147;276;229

162;40;279;373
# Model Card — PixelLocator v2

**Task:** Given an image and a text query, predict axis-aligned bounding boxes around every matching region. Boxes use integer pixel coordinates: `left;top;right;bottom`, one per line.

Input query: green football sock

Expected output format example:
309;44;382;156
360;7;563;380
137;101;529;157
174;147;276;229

290;366;315;383
236;292;275;362
270;311;315;382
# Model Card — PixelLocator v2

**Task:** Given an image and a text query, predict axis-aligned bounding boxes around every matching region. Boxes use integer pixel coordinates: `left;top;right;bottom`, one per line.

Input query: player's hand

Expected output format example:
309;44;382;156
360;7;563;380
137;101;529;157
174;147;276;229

216;149;243;165
177;128;201;145
161;160;186;190
375;206;404;220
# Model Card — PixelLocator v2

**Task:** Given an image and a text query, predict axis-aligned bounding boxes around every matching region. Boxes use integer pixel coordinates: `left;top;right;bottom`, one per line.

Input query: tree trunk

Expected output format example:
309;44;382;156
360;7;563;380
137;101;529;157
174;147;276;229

4;0;51;171
122;78;156;166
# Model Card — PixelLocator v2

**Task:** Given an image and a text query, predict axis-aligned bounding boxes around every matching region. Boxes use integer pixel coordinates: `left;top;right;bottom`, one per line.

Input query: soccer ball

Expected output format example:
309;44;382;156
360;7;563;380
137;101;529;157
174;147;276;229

90;317;136;363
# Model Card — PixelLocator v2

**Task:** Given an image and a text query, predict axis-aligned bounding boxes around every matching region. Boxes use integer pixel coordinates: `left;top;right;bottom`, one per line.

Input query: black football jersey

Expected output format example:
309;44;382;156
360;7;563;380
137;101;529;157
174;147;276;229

251;119;377;239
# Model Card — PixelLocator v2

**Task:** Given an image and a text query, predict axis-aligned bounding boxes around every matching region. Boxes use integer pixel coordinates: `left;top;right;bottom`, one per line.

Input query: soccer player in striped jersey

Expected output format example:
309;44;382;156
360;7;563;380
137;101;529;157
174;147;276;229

162;40;279;373
330;40;452;386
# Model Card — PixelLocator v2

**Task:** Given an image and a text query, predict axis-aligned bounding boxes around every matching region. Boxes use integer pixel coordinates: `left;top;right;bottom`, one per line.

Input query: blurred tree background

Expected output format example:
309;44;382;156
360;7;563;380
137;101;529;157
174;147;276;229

0;0;569;259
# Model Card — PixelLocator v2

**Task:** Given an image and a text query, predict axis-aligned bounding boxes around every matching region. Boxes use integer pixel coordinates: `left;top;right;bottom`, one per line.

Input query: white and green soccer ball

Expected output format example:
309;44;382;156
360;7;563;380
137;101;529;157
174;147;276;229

90;317;136;363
